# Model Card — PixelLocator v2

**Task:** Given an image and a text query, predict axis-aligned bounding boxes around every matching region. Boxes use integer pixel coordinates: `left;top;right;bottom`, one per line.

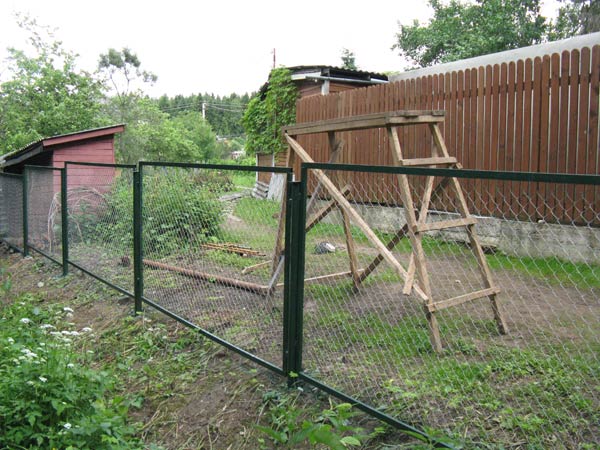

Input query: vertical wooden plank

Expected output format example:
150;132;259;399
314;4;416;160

557;50;571;222
587;46;600;225
538;55;551;221
483;64;493;214
513;60;524;218
576;47;591;223
475;66;486;214
489;63;500;212
522;58;533;221
547;53;561;220
530;57;542;220
468;68;478;210
498;63;508;217
567;49;581;221
505;62;516;219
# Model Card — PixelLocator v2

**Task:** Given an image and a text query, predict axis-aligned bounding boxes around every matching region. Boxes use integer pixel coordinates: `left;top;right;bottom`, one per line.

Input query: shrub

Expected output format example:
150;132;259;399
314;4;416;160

0;295;144;449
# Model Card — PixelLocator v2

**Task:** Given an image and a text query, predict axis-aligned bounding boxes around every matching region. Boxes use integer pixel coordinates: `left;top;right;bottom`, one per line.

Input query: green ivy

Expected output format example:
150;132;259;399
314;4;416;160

242;68;298;155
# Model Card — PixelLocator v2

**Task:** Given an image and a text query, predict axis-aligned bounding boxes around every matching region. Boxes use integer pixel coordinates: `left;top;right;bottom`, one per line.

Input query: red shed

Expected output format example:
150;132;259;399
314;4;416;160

0;125;124;241
0;124;124;186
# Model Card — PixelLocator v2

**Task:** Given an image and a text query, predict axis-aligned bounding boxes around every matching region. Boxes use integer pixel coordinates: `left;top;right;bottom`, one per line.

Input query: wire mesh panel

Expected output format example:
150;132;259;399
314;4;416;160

300;166;599;448
25;167;63;262
0;173;23;252
66;163;135;294
140;163;290;369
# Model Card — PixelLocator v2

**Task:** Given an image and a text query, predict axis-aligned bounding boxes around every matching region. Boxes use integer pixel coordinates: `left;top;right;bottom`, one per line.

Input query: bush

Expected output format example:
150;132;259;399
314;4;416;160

72;170;226;256
0;295;144;449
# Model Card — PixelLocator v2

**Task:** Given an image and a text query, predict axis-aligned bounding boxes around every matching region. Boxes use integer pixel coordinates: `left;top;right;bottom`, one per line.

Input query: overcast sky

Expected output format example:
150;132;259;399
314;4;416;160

0;0;560;98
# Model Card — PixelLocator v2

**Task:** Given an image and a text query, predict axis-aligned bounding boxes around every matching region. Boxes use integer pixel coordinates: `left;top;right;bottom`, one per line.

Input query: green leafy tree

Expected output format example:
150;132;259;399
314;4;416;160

0;15;105;154
393;0;548;67
551;0;600;38
242;68;297;155
341;48;358;70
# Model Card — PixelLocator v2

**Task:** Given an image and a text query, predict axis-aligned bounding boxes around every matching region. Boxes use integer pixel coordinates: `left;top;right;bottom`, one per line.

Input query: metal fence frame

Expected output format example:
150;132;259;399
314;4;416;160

2;160;598;449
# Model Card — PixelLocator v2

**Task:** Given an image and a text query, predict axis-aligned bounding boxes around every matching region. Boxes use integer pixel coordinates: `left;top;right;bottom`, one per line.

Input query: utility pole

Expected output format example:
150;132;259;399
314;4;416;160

272;48;276;69
202;102;206;120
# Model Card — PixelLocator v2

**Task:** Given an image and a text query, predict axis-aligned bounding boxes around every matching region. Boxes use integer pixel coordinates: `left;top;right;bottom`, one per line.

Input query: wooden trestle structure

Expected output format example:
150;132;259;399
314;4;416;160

269;110;509;352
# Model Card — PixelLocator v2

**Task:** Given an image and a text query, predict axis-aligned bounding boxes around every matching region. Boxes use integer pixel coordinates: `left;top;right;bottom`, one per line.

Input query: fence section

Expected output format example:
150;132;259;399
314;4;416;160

24;166;64;265
298;163;599;448
294;45;600;225
0;173;24;252
65;162;136;295
139;162;292;372
2;161;598;448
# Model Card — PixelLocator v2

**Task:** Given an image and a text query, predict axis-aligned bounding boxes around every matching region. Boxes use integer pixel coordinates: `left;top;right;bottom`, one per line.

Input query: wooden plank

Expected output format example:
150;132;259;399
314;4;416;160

427;287;500;312
587;46;600;225
276;269;367;288
416;216;478;232
475;66;486;214
283;111;445;135
567;49;581;221
498;63;508;218
514;60;525;216
547;53;561;220
538;55;551;220
522;58;534;220
143;259;269;295
557;50;571;222
285;134;428;301
576;47;591;223
505;62;516;219
399;156;457;166
490;64;500;217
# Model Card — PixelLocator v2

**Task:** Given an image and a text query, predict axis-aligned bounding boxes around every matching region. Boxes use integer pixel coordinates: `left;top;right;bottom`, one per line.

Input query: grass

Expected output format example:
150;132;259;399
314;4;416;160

487;253;600;289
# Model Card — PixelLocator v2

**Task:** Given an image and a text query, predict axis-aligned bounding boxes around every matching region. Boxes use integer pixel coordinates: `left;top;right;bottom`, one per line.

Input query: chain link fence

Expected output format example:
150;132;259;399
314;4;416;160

300;164;599;448
140;163;290;370
0;173;24;252
2;160;598;447
24;166;64;263
65;162;136;295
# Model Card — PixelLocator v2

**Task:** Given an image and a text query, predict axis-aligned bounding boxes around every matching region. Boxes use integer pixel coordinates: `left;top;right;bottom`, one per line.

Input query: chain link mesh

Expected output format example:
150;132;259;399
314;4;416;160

141;165;285;368
301;167;599;448
0;174;23;252
66;163;135;293
25;167;63;262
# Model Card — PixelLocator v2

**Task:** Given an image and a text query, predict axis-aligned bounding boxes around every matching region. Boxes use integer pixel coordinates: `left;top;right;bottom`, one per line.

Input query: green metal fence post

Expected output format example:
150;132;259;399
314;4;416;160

133;168;143;314
61;167;69;276
282;179;307;386
22;167;29;257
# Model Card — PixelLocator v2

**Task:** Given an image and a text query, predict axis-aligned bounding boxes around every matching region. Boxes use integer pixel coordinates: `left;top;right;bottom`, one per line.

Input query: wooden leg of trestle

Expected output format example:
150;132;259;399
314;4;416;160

426;309;443;353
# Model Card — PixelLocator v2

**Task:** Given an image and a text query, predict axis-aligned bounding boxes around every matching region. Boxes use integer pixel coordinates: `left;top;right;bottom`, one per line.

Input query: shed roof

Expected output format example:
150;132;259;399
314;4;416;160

0;124;125;168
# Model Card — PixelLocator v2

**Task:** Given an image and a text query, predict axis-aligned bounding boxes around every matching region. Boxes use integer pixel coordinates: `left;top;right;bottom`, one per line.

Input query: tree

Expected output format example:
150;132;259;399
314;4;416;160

551;0;600;38
393;0;548;68
0;15;105;154
242;68;297;155
341;48;358;70
97;47;157;101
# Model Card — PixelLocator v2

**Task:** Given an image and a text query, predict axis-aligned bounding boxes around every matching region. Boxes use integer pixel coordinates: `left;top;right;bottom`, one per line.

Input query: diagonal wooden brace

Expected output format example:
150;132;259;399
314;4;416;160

285;134;428;301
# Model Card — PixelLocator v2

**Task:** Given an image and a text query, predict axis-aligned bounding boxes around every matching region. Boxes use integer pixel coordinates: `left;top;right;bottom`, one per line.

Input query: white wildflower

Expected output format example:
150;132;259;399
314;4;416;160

63;307;74;313
37;282;44;288
20;318;31;324
26;380;35;386
40;324;55;329
63;423;72;430
81;327;92;333
67;363;74;368
38;376;47;383
7;337;14;344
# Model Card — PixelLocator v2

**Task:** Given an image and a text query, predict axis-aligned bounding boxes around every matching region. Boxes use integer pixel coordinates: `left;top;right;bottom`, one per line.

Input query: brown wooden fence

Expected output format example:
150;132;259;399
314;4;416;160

294;46;600;224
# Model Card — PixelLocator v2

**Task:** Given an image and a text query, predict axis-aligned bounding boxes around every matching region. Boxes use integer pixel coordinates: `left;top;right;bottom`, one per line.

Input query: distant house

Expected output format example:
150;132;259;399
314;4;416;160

255;66;388;197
